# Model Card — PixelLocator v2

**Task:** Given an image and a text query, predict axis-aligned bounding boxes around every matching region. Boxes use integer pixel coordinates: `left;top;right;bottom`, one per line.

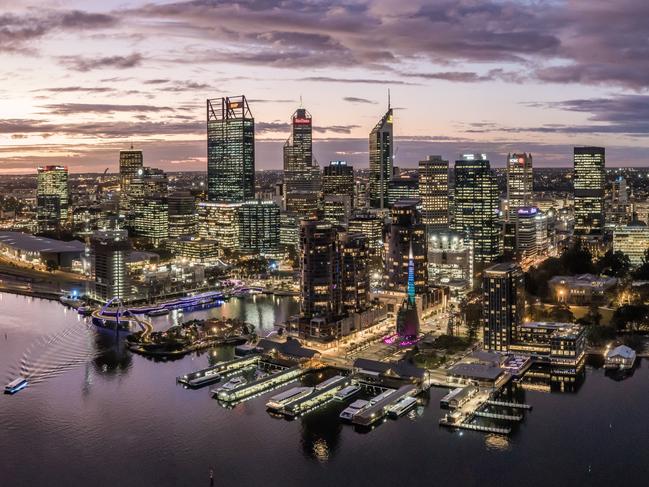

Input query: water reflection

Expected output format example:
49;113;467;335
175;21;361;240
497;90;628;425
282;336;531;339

300;406;342;463
92;332;132;377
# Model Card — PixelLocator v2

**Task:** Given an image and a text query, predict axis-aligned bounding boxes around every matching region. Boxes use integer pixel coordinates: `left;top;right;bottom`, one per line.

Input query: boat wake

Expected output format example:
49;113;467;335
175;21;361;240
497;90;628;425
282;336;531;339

6;322;99;386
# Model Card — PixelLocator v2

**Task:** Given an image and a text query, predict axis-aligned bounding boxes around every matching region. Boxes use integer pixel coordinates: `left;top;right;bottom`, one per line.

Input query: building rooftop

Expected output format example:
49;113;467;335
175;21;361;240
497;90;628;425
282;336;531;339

485;262;520;274
0;231;86;254
606;345;636;360
353;358;426;380
447;363;504;381
256;337;319;359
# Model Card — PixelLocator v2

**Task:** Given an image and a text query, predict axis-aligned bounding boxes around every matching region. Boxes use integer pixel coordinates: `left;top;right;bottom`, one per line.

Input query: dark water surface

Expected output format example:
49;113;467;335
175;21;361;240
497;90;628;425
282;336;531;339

1;292;647;487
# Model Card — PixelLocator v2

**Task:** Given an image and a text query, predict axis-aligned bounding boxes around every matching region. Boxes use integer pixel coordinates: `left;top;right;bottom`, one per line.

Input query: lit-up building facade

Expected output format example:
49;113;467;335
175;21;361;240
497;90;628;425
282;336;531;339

207;96;255;203
452;154;500;269
483;262;524;352
197;202;241;252
283;108;320;217
90;229;130;302
368;107;393;209
387;177;419;207
238;200;280;255
322;160;354;205
37;165;69;233
419;155;449;230
119;149;143;212
573;146;605;236
386;199;428;294
613;223;649;266
168;191;197;238
323;195;352;227
506;153;533;219
130;167;169;247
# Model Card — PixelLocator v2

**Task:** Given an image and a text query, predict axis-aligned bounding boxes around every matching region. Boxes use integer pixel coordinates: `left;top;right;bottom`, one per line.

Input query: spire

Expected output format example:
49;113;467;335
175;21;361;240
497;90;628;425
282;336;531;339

299;95;303;108
387;88;391;110
407;240;415;304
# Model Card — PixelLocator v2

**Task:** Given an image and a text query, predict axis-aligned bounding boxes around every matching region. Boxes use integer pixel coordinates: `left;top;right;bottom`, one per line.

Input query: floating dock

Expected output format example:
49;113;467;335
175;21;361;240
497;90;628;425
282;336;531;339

213;365;309;403
439;417;511;435
281;375;352;418
352;384;417;427
177;354;261;388
474;410;524;422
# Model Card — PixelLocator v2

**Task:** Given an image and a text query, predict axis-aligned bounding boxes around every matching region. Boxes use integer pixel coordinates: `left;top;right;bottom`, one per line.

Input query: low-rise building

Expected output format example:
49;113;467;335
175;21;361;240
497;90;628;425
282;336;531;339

549;274;617;305
510;321;586;368
0;231;86;270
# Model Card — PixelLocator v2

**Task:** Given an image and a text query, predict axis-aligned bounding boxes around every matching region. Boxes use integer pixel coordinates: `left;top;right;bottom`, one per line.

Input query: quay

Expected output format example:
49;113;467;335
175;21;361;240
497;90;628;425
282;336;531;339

177;354;261;388
281;375;351;418
485;400;533;410
213;365;310;403
352;384;418;427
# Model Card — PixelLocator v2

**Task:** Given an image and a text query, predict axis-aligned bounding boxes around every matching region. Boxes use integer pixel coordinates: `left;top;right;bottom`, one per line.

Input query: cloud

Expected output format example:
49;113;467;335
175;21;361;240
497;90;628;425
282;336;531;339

300;77;416;85
59;53;143;71
402;69;526;83
344;97;377;104
33;86;115;94
41;103;175;115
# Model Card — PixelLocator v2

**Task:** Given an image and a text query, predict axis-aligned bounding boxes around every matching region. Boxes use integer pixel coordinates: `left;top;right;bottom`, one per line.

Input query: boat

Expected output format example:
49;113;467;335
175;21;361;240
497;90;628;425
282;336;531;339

77;305;94;316
266;386;313;411
60;295;83;308
187;370;221;388
339;399;369;421
147;308;170;317
5;377;28;394
386;396;418;418
334;385;361;401
214;376;247;393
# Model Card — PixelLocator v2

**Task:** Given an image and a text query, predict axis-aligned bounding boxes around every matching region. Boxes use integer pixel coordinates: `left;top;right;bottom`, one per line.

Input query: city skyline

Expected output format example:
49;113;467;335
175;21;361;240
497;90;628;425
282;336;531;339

2;1;649;173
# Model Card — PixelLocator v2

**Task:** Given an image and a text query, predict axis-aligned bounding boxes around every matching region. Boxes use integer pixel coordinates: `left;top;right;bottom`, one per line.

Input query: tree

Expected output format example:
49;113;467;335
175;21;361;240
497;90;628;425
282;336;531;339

595;250;631;278
611;304;649;332
549;303;575;323
559;240;594;275
632;248;649;281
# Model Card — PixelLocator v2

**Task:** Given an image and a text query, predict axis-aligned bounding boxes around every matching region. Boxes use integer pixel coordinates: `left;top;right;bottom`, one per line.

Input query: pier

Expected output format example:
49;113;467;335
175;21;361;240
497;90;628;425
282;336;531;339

213;365;310;403
485;400;533;410
177;354;261;388
439;417;511;435
474;411;524;422
282;375;352;418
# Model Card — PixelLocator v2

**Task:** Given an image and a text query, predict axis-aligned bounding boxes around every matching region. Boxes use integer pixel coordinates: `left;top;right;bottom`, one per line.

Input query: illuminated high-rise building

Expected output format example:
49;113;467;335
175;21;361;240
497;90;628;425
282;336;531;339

369;105;393;209
339;232;370;314
322;160;354;204
452;154;500;269
37;165;69;233
387;176;419;206
238;200;280;255
506;153;533;218
207;96;255;203
283;107;320;217
418;155;449;230
606;176;629;226
130;167;168;247
168;191;197;238
574;147;605;236
90;229;130;302
119;148;143;212
197;202;241;252
483;262;524;352
386;199;428;294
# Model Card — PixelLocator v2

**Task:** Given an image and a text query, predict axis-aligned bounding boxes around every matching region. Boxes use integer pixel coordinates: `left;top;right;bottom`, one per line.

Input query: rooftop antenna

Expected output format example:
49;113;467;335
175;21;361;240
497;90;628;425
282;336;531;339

388;88;391;110
299;95;303;108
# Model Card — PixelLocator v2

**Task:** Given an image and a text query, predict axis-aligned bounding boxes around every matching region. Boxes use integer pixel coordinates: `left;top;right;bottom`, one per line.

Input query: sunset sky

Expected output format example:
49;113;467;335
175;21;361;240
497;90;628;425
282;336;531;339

1;0;648;173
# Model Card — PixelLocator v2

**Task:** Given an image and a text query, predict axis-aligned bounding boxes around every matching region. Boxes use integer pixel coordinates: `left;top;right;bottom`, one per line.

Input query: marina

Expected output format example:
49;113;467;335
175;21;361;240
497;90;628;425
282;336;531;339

177;354;261;388
212;365;311;404
281;375;351;418
352;385;417;427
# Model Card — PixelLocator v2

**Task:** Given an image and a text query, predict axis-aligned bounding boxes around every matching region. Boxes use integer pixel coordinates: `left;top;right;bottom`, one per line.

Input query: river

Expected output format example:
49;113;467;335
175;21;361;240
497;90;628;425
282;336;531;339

0;292;647;487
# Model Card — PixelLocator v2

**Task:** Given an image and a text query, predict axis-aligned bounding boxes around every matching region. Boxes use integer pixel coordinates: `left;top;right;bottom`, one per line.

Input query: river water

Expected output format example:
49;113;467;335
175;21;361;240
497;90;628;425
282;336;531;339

0;292;647;487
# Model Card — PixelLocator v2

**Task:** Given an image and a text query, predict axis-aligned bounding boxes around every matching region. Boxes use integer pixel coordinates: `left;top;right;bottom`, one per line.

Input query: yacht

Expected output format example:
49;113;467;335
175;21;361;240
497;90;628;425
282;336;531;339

386;396;418;418
334;385;361;401
339;399;369;421
187;370;221;388
215;376;247;393
266;387;312;411
5;377;28;394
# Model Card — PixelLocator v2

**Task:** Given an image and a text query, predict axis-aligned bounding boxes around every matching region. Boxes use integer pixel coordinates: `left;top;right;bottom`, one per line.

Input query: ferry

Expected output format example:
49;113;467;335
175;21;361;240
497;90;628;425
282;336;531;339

77;305;94;316
147;308;170;317
386;396;418;418
334;385;361;401
187;370;221;388
266;386;312;411
5;377;28;394
215;376;247;393
340;399;369;421
60;295;84;308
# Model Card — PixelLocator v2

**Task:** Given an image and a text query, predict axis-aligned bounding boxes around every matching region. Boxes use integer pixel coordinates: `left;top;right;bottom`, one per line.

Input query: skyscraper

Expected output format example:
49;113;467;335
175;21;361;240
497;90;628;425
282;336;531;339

339;232;370;314
386;199;428;294
369;105;393;209
90;229;130;302
284;107;320;217
506;153;533;218
130;167;169;247
168;191;197;238
207;96;255;203
482;262;524;352
36;165;69;233
574;146;605;236
238;200;280;255
322;160;354;204
299;220;341;321
418;155;449;230
119;148;143;212
452;154;500;269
